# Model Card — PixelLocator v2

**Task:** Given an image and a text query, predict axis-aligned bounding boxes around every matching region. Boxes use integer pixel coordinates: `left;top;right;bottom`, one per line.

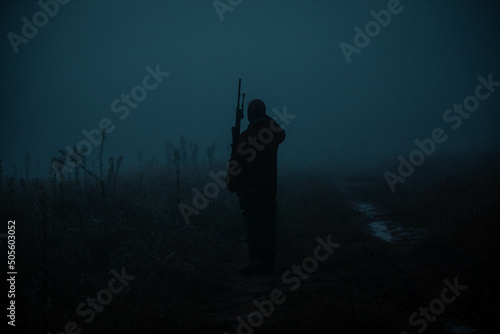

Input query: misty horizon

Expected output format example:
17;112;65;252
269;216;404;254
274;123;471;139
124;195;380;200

2;0;500;180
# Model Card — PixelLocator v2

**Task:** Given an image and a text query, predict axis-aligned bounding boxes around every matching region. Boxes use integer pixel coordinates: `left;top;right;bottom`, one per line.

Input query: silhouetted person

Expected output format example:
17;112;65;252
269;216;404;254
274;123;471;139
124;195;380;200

226;99;286;276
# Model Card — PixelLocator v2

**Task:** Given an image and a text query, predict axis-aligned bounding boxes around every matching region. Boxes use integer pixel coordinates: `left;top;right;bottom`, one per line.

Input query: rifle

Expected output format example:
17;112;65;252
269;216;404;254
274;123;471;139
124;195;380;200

231;78;245;151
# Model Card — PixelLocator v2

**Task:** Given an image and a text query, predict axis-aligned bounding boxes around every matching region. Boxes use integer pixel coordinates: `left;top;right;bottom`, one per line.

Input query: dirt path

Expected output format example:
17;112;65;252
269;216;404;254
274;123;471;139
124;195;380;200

192;183;390;333
189;181;481;334
194;240;289;334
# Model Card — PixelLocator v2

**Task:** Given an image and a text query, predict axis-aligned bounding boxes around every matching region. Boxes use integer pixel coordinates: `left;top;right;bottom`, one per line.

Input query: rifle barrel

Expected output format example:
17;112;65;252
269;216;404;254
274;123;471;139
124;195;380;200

232;78;243;150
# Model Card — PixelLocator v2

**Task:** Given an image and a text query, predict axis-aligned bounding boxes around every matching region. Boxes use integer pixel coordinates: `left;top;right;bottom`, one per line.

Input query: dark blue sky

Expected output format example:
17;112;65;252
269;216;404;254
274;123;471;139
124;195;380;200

1;0;499;176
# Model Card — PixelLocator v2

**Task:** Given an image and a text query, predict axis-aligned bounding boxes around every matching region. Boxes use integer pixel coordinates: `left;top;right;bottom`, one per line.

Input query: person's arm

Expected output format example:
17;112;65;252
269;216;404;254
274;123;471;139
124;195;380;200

267;115;286;145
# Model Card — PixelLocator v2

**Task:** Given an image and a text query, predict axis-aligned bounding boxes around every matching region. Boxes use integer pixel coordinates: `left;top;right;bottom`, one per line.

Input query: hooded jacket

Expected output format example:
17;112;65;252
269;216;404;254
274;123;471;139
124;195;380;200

227;115;286;200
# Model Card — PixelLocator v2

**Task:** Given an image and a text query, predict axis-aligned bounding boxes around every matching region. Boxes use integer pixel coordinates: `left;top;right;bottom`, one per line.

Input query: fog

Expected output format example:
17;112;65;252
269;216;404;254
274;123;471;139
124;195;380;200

3;2;500;333
1;0;500;176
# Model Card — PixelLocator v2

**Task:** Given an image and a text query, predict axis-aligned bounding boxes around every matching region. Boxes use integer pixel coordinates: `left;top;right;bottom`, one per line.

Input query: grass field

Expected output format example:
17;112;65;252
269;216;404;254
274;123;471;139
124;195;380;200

1;151;499;333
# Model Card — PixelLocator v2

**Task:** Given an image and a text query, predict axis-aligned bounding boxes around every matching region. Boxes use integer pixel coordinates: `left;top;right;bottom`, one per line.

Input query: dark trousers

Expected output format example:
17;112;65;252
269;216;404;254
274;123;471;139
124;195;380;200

239;197;277;268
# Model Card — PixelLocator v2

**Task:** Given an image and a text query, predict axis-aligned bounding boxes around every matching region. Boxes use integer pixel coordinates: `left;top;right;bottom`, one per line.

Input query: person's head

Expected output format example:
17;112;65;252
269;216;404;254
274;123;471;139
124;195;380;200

247;99;266;122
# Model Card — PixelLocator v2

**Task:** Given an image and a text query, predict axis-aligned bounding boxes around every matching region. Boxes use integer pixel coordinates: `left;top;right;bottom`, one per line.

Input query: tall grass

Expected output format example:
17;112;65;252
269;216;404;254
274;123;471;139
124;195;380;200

2;147;499;333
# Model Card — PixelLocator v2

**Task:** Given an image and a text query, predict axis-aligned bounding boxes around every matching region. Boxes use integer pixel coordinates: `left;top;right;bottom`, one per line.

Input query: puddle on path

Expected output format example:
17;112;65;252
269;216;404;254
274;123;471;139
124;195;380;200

354;202;477;333
354;202;428;243
442;319;477;334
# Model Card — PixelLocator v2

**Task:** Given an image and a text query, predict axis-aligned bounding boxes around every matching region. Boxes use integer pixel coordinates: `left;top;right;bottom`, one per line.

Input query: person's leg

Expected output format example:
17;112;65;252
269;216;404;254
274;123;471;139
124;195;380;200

261;199;277;269
239;197;277;275
239;198;265;267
